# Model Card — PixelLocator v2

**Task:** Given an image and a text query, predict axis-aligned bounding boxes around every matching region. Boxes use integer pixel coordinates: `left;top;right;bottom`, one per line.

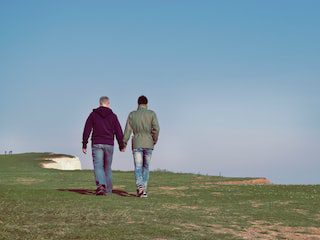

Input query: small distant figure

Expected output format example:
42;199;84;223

9;151;12;155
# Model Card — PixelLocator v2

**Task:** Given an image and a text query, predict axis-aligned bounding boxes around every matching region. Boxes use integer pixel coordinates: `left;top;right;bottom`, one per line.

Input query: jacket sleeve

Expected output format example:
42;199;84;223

123;113;133;147
151;112;160;145
82;113;93;149
113;114;125;150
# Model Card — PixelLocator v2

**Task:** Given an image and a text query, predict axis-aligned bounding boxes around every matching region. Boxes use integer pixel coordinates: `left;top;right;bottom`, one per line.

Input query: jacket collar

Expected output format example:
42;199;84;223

138;104;148;110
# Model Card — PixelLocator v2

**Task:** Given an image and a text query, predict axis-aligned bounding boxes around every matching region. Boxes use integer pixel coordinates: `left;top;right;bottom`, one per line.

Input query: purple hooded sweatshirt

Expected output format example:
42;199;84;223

82;106;124;150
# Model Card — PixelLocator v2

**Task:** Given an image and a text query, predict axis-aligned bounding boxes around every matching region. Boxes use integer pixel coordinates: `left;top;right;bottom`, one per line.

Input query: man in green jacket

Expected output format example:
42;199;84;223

123;95;160;197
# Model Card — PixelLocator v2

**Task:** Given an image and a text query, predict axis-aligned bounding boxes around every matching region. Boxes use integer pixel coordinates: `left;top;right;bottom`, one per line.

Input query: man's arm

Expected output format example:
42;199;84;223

123;113;133;148
151;112;160;145
113;114;125;151
82;113;93;152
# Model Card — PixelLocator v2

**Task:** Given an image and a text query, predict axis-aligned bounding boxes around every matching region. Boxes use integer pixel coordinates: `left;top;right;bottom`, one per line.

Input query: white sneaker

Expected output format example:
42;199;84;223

140;191;148;198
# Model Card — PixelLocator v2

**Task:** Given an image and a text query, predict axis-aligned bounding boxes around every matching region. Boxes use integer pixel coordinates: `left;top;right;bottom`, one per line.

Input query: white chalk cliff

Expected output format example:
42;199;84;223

41;156;82;170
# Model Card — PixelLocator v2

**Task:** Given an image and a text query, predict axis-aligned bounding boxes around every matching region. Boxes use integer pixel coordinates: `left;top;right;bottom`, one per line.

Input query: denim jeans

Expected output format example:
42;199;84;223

92;144;114;194
133;148;153;191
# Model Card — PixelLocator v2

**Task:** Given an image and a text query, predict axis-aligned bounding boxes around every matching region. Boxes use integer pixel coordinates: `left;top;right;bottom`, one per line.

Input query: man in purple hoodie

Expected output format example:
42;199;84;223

82;96;125;196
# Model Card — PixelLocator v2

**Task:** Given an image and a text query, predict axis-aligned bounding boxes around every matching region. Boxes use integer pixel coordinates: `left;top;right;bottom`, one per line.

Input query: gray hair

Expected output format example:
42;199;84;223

99;96;110;105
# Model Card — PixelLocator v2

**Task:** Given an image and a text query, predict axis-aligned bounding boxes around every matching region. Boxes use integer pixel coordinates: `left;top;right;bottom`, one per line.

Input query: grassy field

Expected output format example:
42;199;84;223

0;153;319;240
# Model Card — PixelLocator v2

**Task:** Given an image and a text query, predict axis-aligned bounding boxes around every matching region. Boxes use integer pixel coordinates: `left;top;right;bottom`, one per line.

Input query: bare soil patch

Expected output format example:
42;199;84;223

156;186;190;197
238;221;320;240
16;177;44;185
158;186;188;191
179;220;320;239
215;178;271;185
162;203;199;210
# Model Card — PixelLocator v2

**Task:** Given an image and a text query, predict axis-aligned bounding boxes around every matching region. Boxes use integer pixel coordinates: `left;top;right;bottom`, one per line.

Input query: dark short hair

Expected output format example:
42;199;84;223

138;95;148;105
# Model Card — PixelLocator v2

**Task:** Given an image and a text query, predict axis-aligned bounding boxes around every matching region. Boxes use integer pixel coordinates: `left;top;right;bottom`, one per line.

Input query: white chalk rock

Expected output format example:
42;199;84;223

42;156;82;170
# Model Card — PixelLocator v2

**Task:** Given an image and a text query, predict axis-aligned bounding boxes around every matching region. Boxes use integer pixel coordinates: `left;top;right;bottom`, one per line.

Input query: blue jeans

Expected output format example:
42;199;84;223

92;144;114;194
133;148;153;191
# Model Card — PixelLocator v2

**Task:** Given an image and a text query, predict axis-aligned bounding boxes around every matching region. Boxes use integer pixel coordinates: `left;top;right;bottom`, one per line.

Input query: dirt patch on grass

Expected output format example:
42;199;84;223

215;178;271;185
158;191;188;197
203;208;221;221
162;203;199;210
208;224;240;235
211;191;222;196
158;186;188;191
156;186;190;197
179;221;320;239
294;208;309;215
191;182;223;189
16;177;44;185
180;223;239;237
238;221;320;240
192;178;270;187
273;200;293;206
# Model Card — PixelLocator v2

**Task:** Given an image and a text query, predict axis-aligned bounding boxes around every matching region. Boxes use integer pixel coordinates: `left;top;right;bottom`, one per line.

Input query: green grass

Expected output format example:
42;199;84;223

0;153;319;240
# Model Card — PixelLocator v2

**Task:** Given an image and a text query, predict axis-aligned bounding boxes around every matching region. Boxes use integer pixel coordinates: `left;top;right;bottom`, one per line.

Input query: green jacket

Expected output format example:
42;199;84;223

123;105;160;149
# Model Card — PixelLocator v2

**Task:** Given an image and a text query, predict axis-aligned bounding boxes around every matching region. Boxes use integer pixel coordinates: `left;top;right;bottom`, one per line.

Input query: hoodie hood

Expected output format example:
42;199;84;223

93;106;113;119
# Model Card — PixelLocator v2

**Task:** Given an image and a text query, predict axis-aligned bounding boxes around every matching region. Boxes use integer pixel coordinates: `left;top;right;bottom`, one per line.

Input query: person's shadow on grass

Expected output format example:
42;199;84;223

57;188;137;197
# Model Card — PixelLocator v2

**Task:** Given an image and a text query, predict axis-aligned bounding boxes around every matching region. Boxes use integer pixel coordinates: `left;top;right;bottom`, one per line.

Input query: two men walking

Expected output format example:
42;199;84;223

82;96;159;197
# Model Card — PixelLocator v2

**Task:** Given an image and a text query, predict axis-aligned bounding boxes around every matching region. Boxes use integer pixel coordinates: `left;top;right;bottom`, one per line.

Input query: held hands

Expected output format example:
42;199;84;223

120;142;126;152
83;147;125;153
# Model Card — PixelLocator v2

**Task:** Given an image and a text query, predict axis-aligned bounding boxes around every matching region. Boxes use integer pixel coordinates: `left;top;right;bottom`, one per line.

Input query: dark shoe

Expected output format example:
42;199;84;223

96;185;106;196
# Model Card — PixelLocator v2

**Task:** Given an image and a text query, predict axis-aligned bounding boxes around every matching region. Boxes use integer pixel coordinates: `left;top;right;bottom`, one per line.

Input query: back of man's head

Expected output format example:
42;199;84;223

99;96;110;106
138;95;148;105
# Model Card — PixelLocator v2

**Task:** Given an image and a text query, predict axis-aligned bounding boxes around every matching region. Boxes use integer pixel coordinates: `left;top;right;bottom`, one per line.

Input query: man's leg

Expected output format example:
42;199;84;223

133;148;144;195
142;149;152;193
103;144;114;194
92;144;106;194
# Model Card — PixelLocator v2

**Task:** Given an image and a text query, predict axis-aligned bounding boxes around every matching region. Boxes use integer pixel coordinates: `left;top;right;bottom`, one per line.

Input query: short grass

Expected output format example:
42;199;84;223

0;153;319;240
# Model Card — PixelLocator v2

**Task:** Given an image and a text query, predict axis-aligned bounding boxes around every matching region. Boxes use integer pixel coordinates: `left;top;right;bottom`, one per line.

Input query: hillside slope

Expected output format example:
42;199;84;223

0;153;319;240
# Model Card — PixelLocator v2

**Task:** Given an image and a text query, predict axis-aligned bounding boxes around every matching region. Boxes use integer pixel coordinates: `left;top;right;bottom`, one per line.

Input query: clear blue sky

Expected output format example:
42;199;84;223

1;1;319;184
